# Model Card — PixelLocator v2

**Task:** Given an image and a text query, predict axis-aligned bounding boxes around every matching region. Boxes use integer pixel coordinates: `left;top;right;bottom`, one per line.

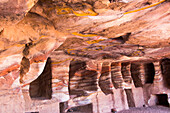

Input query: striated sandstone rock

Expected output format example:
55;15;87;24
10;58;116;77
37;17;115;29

0;0;170;113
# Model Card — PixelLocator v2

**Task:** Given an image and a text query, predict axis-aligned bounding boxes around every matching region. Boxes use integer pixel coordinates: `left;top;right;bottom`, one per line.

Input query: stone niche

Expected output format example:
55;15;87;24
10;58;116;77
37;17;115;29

29;57;52;99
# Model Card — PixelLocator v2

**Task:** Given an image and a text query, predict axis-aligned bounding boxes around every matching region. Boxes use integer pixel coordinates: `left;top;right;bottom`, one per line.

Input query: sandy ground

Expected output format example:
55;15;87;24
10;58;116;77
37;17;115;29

118;106;170;113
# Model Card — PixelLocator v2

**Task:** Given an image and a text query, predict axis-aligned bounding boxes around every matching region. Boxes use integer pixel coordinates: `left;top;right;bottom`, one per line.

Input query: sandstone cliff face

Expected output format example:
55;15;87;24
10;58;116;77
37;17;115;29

0;0;170;113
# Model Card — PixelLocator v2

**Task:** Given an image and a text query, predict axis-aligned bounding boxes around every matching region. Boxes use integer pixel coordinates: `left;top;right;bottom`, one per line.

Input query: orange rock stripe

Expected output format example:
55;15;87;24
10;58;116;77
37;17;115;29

1;54;48;77
0;64;20;77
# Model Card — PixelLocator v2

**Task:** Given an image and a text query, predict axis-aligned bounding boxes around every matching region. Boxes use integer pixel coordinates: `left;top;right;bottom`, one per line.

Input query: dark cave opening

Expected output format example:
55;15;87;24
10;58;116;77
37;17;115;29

29;57;52;99
69;60;98;96
121;62;132;84
69;60;86;79
109;0;114;3
60;102;93;113
130;63;143;87
156;94;169;107
68;60;87;96
111;62;124;89
99;62;113;95
161;58;170;88
144;63;155;84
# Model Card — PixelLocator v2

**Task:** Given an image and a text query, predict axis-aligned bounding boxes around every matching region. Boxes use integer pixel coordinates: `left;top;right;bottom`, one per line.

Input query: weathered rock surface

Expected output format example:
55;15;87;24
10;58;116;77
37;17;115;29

0;0;170;113
0;0;38;30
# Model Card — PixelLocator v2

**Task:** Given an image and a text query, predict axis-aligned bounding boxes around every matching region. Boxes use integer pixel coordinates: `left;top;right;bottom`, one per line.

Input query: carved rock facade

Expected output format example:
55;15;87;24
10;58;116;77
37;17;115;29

0;0;170;113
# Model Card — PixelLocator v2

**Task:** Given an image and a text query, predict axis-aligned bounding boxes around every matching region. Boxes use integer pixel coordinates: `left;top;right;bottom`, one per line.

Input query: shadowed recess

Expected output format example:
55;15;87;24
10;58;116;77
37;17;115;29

60;101;68;113
156;94;169;107
60;101;93;113
69;60;98;96
161;58;170;88
144;63;155;84
99;62;113;95
66;103;93;113
111;62;124;89
29;57;52;99
130;63;143;87
125;89;135;107
69;60;86;79
121;62;132;84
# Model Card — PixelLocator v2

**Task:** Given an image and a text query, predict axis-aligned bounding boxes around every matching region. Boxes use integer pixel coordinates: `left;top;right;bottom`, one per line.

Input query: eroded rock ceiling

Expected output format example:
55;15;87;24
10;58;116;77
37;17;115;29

0;0;170;112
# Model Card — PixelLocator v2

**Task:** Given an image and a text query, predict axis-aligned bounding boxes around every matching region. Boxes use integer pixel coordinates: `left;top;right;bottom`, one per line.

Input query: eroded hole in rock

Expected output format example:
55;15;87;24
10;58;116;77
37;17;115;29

156;94;169;107
143;1;151;5
161;58;170;88
131;63;143;87
125;89;135;107
109;0;116;3
121;32;131;42
144;63;155;84
69;60;98;96
110;32;131;44
29;57;52;99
